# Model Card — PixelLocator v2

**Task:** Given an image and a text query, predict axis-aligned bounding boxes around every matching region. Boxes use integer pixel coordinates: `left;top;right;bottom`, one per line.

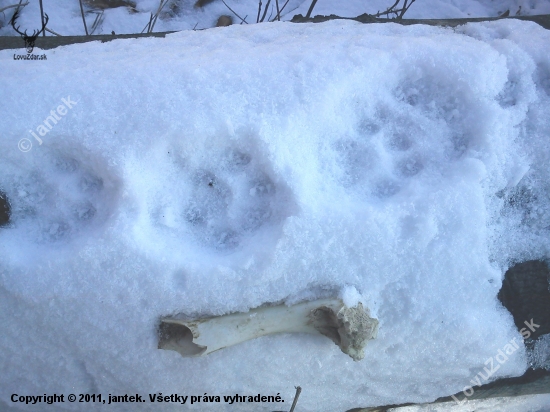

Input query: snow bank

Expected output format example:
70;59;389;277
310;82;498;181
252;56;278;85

1;18;549;411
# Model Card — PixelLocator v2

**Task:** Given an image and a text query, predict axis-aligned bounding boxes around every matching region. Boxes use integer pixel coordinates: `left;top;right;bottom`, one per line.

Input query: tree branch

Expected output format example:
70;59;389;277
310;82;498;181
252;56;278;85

221;0;248;24
256;0;262;23
259;0;271;22
305;0;317;19
275;0;280;21
0;2;28;14
78;0;89;35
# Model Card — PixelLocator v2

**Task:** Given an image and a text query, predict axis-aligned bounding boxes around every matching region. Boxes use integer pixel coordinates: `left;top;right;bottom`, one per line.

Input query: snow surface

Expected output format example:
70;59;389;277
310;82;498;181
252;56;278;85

530;334;550;370
1;11;550;412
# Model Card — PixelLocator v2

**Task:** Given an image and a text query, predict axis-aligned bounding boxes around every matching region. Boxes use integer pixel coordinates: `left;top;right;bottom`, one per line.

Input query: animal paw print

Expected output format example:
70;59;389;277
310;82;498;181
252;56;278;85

0;146;120;244
172;146;296;251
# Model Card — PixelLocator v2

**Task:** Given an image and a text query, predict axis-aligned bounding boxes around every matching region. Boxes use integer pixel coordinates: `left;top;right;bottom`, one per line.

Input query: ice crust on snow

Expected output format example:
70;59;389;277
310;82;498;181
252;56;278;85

1;19;550;411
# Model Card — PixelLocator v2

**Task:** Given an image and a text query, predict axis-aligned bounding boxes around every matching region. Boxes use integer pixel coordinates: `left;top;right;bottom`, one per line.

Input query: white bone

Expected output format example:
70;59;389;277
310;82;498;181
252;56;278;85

158;299;378;361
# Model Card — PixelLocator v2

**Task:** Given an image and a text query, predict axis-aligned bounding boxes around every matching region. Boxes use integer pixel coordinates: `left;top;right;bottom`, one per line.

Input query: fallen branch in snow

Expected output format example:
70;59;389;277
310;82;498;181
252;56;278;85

265;0;412;24
1;14;549;52
289;12;550;30
0;30;177;51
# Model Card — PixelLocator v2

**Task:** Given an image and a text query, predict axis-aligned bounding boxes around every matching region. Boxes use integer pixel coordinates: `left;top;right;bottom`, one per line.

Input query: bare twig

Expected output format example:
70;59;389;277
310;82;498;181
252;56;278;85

150;12;160;32
256;0;262;23
78;0;89;35
270;0;290;21
399;0;409;17
141;0;170;33
147;12;153;32
305;0;317;18
373;0;416;19
398;0;413;18
45;27;61;36
0;2;28;14
150;0;170;33
90;10;104;35
378;0;400;16
16;0;25;12
275;0;280;21
220;0;247;24
259;0;271;22
38;0;45;36
289;386;302;412
141;13;153;33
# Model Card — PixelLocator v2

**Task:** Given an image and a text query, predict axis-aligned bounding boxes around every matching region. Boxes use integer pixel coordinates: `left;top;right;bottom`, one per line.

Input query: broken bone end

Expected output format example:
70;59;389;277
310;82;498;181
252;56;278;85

309;302;379;361
158;320;207;357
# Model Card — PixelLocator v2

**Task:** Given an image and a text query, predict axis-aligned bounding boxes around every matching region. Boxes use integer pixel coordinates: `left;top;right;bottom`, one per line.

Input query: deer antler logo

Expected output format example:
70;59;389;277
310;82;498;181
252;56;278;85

10;9;49;54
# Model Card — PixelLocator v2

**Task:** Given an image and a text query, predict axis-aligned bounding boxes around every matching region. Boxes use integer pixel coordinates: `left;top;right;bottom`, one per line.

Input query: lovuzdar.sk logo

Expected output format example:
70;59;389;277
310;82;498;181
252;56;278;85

11;9;48;60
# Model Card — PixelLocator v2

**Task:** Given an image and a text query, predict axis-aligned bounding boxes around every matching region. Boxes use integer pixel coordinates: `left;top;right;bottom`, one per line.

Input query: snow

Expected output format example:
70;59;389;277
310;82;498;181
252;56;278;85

1;0;550;36
1;2;550;412
530;334;550;370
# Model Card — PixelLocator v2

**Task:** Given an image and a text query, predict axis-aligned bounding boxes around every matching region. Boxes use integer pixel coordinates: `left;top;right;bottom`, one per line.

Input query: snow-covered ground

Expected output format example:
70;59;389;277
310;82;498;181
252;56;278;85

1;1;550;412
0;0;550;36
